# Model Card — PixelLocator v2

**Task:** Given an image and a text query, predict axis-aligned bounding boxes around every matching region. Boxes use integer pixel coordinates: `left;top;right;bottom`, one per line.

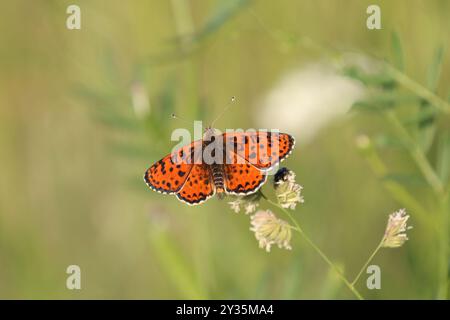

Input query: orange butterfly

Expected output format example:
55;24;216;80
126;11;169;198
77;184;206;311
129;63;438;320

144;128;295;205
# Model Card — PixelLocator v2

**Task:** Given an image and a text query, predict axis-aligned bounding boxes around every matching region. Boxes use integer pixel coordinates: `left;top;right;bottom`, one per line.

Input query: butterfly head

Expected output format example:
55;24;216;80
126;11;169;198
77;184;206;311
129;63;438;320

203;126;219;141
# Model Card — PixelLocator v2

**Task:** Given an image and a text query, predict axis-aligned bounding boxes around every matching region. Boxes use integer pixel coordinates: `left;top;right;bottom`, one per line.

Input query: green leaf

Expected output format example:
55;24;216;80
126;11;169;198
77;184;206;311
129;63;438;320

410;105;436;154
351;100;387;112
436;130;450;184
415;101;437;152
192;0;250;43
391;31;404;71
417;125;436;154
343;66;396;89
403;107;437;127
351;92;418;112
374;134;406;148
426;45;445;92
415;46;445;151
381;173;426;187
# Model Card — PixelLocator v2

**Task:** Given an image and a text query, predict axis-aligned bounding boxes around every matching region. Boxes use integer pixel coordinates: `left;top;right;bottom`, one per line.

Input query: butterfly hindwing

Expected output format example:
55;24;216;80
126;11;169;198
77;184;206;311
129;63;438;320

176;164;215;205
223;131;295;170
224;158;267;195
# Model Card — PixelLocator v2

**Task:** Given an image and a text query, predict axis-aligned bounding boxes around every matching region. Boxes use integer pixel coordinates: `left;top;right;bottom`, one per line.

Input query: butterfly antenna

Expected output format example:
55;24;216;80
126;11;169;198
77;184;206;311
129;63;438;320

171;113;191;126
210;96;236;127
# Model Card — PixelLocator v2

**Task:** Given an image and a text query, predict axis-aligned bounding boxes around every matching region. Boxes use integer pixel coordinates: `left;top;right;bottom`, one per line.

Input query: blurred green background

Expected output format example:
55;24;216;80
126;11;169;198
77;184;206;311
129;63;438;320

0;0;449;299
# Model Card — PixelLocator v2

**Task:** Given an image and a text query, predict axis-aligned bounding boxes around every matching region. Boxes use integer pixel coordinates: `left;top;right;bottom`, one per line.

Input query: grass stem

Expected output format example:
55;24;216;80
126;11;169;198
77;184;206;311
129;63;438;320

384;64;450;115
437;195;449;299
260;191;364;300
351;241;383;286
385;110;445;196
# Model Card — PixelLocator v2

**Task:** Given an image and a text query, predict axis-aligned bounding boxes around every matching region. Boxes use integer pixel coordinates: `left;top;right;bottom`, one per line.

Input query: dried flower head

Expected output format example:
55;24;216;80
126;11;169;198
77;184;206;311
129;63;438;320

228;199;242;213
382;208;412;248
274;168;304;210
250;210;292;252
228;193;261;214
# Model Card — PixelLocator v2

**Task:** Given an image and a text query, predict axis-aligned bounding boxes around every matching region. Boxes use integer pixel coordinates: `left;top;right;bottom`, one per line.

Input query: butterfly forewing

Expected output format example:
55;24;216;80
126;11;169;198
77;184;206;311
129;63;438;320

144;140;201;194
223;132;295;170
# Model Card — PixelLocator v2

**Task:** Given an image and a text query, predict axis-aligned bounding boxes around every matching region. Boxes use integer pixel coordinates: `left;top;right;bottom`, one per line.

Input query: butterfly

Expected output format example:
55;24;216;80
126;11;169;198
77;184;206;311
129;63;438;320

144;128;295;205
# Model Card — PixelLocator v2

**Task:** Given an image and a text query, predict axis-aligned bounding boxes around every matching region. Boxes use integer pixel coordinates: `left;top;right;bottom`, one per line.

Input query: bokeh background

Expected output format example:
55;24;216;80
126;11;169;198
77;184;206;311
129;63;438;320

0;0;449;299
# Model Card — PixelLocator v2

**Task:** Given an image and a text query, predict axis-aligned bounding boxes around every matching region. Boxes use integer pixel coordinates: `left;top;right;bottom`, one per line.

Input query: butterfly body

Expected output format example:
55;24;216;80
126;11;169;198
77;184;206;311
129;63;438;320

144;129;295;205
210;163;225;196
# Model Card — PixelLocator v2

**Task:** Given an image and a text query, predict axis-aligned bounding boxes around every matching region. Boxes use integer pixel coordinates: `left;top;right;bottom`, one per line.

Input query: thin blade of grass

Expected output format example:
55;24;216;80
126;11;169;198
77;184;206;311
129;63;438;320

436;130;450;185
391;31;404;71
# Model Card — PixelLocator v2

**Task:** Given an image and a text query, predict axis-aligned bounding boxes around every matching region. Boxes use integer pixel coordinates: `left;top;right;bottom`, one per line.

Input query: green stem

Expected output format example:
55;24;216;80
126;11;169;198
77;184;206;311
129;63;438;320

260;192;364;300
385;111;445;196
249;12;450;116
384;64;450;115
385;111;449;299
352;240;384;286
356;135;436;232
437;194;449;299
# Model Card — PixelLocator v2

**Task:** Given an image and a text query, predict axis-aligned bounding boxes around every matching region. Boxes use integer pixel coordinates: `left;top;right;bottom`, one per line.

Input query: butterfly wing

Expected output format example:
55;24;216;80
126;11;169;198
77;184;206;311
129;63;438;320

144;140;201;194
224;161;267;195
145;131;295;203
223;131;295;170
176;164;215;205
